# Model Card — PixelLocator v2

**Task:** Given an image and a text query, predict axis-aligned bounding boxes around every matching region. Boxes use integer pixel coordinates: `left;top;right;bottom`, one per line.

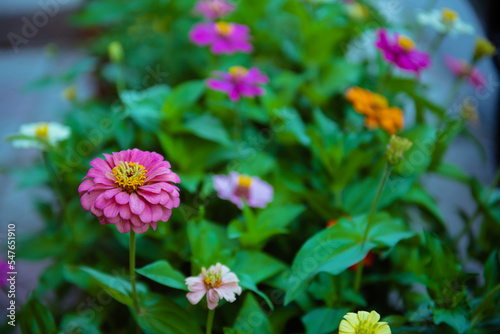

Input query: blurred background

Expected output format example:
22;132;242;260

0;0;498;313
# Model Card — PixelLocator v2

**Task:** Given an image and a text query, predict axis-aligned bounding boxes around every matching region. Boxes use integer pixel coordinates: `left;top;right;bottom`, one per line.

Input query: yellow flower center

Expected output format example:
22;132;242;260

354;320;381;334
215;21;233;36
398;35;415;51
204;270;222;288
34;123;49;138
112;161;147;193
238;175;252;188
229;66;248;78
441;8;458;23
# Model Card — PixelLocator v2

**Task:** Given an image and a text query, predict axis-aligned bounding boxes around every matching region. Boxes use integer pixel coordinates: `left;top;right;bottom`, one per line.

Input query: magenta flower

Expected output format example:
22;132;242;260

375;29;431;75
189;21;253;55
207;66;269;102
185;263;242;310
78;149;180;234
444;55;486;88
194;0;235;20
0;260;8;287
213;172;273;209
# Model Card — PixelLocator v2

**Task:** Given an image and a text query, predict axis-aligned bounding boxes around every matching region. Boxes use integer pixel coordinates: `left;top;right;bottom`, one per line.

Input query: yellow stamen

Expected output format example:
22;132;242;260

398;35;415;51
215;21;233;36
238;175;252;188
112;161;147;193
442;8;458;23
34;123;49;138
203;270;222;288
229;66;248;78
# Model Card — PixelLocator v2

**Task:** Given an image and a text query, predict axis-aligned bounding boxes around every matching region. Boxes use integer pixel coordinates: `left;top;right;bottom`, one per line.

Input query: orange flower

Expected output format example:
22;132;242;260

349;251;376;271
345;87;404;134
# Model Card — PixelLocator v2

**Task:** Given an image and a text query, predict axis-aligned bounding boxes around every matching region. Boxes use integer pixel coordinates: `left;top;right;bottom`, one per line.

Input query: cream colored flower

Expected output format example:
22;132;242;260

417;8;474;36
11;122;71;149
339;310;391;334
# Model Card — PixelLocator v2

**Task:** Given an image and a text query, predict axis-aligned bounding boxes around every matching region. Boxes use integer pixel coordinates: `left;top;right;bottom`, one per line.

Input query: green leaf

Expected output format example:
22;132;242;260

302;307;349;334
433;308;470;334
184;113;231;147
137;260;187;291
137;294;203;334
394;125;437;176
275;107;311;146
230;251;287;284
402;185;445;225
19;294;57;334
78;266;143;307
233;294;273;334
238;273;274;310
285;213;413;304
188;220;237;270
162;80;205;118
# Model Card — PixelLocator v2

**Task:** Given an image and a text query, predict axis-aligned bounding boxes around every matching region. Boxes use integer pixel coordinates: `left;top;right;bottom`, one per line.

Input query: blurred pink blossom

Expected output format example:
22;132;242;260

375;29;431;75
207;66;268;101
444;55;486;88
213;172;273;209
194;0;235;20
189;21;253;54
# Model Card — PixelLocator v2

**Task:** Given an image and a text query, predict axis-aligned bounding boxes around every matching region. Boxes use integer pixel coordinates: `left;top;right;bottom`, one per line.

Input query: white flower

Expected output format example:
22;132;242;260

11;122;71;149
417;8;474;36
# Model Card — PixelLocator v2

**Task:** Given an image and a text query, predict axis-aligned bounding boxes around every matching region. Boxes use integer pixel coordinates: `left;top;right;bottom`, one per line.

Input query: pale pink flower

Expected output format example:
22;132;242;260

444;55;486;88
213;172;273;209
185;263;242;310
78;149;180;234
194;0;235;20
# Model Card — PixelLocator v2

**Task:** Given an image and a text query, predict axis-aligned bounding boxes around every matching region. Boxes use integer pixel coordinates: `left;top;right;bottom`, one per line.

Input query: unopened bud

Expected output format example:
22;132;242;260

386;135;413;165
62;86;77;102
473;37;496;63
108;41;124;63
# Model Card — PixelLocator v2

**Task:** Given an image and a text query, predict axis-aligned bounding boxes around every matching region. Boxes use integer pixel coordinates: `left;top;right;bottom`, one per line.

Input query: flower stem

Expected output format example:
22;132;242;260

206;309;215;334
362;163;393;242
455;168;500;243
129;230;140;315
234;102;242;161
355;163;392;293
429;32;447;56
353;260;365;293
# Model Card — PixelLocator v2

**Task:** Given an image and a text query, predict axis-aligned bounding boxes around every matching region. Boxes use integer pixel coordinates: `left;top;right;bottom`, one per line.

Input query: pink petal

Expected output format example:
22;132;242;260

206;289;220;310
115;192;130;204
186;290;207;305
115;220;131;233
130;193;145;215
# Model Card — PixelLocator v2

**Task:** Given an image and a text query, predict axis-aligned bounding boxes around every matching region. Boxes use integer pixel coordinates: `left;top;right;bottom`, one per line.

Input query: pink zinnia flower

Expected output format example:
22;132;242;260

194;0;235;20
0;260;9;287
185;263;242;310
444;55;486;88
213;172;273;209
78;149;180;234
189;21;253;55
207;66;269;102
375;29;431;75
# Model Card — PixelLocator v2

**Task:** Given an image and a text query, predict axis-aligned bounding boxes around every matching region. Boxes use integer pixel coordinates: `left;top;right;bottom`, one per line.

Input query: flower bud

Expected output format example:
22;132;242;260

62;86;77;102
386;135;413;165
108;41;124;63
473;37;496;63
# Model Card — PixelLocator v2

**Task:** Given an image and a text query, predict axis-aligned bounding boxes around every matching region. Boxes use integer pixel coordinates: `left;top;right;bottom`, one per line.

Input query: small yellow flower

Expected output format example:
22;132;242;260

339;310;391;334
